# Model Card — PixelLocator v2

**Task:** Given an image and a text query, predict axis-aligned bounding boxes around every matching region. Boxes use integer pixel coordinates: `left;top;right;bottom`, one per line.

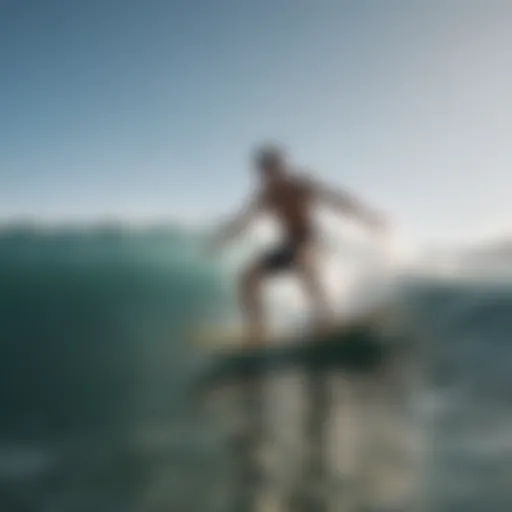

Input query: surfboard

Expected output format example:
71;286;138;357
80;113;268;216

192;326;268;349
191;321;350;350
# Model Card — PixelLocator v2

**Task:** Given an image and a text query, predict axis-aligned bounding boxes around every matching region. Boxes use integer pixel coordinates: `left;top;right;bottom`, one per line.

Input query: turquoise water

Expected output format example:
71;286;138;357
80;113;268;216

0;226;230;442
0;226;511;511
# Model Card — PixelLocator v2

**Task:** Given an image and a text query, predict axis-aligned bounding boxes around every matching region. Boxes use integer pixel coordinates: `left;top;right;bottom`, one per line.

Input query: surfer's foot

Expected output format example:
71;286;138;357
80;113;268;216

243;324;267;347
311;311;338;336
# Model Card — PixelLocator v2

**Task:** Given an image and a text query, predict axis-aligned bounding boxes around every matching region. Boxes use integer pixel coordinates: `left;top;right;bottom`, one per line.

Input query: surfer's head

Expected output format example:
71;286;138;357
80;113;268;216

253;144;286;179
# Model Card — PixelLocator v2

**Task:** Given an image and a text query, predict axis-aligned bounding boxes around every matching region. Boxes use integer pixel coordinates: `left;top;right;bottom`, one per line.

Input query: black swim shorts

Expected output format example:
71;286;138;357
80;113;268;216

259;231;311;272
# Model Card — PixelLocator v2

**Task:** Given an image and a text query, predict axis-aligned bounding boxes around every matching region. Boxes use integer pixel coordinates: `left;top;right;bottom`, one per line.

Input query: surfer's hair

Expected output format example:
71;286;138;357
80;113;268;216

253;144;285;167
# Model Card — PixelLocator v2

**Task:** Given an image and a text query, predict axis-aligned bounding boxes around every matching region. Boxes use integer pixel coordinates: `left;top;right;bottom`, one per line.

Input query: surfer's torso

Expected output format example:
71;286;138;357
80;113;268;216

260;172;315;241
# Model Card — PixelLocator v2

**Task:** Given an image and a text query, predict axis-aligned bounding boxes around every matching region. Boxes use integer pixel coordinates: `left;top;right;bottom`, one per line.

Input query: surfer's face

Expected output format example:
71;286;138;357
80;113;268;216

259;164;278;181
256;157;285;184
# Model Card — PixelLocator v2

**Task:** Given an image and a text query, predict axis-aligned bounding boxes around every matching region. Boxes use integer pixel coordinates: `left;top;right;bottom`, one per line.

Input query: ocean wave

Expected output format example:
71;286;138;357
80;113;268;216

0;226;511;510
0;226;226;442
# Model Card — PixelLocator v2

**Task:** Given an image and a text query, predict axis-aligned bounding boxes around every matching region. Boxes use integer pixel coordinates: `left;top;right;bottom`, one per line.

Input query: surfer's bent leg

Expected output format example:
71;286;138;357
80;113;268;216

239;263;267;344
296;244;334;331
238;244;293;344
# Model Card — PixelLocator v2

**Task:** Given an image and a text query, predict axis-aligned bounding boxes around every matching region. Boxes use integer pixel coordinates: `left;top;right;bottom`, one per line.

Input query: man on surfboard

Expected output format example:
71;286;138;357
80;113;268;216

209;145;387;344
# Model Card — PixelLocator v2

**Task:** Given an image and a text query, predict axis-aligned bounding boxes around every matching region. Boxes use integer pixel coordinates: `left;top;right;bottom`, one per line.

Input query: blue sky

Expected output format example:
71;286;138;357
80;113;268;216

2;0;512;244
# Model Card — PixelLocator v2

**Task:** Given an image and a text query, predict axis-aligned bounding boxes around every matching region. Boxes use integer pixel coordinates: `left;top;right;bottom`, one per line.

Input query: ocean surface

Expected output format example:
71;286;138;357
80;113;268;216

0;225;510;511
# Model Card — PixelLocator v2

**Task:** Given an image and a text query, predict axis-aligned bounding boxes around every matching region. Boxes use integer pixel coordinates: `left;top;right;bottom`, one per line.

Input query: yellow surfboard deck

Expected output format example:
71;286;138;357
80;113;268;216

192;321;349;350
192;326;275;349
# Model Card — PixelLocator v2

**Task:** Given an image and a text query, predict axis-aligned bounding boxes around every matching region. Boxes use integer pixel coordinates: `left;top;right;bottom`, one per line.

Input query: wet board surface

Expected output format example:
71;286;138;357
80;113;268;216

193;322;358;350
192;322;394;392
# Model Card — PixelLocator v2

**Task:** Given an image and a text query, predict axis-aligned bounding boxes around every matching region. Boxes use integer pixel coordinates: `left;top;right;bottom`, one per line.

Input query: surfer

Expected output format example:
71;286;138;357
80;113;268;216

209;145;387;344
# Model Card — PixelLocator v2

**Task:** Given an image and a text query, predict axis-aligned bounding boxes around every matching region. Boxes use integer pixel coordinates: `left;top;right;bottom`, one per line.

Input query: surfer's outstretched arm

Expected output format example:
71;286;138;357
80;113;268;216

305;176;386;231
210;194;264;250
